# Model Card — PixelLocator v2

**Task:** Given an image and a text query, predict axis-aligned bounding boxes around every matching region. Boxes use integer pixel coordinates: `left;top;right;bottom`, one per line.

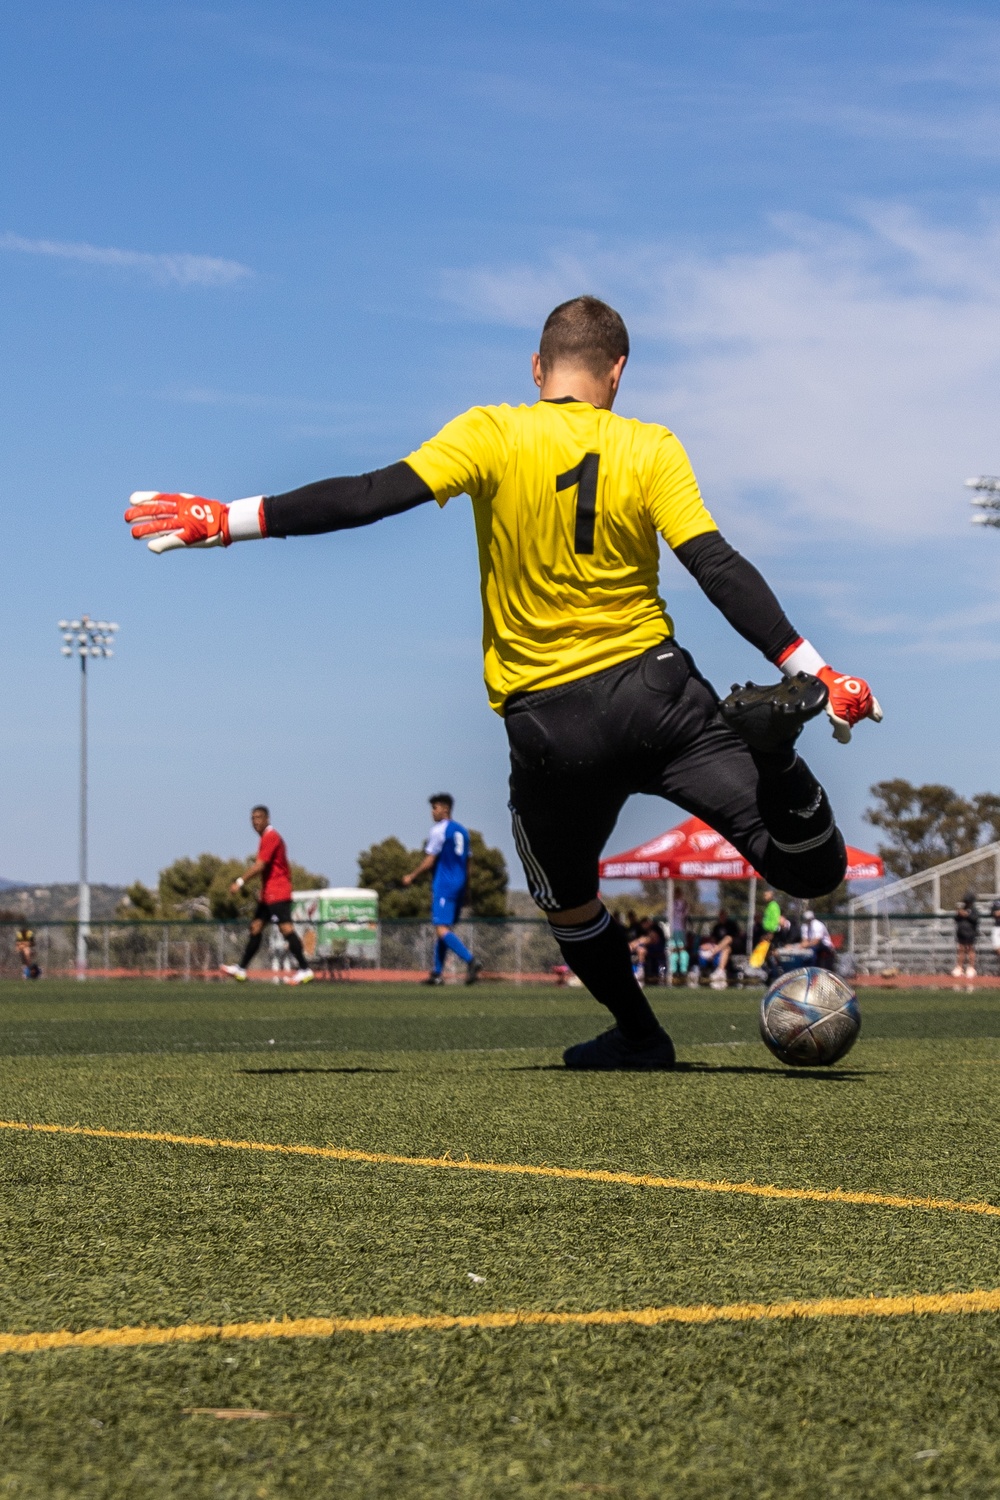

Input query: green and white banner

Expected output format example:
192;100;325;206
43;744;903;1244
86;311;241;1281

292;888;379;960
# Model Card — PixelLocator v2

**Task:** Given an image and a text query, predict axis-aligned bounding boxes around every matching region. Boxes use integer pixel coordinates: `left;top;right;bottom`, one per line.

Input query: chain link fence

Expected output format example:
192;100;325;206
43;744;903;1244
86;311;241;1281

0;918;564;982
2;913;999;982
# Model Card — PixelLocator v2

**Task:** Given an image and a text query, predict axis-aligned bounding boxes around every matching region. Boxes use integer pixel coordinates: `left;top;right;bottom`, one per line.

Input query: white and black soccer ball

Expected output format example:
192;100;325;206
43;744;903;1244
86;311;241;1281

759;967;860;1067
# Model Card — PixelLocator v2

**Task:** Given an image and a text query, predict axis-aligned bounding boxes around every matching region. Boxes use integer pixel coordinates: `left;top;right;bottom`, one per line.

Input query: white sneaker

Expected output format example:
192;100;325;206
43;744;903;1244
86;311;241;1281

952;966;964;978
286;968;314;986
709;970;728;990
220;964;247;982
966;966;977;979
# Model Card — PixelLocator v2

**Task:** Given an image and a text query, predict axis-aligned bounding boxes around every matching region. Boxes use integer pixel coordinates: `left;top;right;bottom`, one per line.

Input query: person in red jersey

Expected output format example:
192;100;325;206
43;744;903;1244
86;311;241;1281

220;804;313;984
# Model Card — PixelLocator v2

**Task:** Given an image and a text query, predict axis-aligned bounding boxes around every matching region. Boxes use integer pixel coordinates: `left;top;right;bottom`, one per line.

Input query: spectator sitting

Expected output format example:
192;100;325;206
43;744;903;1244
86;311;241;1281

639;916;667;986
669;933;690;984
953;894;979;979
800;909;836;971
699;908;740;990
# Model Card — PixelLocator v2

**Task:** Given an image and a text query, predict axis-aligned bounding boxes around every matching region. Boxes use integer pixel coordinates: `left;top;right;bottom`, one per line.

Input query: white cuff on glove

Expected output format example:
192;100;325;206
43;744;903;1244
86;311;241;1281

227;496;265;542
777;639;826;678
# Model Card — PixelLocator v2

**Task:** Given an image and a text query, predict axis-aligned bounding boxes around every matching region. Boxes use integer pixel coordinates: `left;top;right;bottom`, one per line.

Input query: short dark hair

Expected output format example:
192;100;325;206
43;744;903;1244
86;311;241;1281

252;804;269;818
538;296;630;377
429;793;454;810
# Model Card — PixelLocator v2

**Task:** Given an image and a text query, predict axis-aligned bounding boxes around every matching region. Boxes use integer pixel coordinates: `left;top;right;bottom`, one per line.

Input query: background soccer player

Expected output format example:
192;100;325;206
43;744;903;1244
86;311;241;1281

402;793;482;985
127;295;880;1068
220;805;313;984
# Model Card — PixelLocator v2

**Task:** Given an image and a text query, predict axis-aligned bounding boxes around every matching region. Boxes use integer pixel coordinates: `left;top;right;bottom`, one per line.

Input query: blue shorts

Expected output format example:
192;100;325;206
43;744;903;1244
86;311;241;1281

432;891;464;926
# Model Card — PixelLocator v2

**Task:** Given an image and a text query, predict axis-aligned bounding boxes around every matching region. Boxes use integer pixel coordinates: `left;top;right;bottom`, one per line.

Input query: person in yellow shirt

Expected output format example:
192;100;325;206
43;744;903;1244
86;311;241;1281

126;295;880;1071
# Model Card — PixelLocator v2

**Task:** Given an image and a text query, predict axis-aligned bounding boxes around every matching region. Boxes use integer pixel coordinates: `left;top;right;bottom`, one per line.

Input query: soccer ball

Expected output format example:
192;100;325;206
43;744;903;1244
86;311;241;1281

759;967;860;1067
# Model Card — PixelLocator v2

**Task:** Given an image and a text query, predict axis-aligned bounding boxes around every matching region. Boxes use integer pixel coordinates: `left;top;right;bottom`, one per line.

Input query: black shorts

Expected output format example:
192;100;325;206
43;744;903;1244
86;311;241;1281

254;899;294;925
506;639;799;913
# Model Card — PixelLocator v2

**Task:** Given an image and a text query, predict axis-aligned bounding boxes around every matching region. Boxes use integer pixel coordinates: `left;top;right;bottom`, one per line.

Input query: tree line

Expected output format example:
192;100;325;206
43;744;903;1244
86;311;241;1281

118;780;993;925
119;854;327;921
865;780;1000;879
119;830;509;920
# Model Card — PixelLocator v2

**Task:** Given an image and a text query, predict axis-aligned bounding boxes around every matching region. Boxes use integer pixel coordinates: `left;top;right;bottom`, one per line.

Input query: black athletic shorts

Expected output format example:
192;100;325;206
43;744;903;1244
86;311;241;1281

254;899;293;925
506;638;797;913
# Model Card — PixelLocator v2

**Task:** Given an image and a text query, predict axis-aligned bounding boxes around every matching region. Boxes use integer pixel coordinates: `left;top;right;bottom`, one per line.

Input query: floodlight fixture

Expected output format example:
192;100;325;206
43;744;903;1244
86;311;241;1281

965;477;1000;527
57;613;119;979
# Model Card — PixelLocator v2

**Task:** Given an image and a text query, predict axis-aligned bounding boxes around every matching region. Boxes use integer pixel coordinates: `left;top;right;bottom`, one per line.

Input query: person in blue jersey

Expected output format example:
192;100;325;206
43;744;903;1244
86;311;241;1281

403;794;483;986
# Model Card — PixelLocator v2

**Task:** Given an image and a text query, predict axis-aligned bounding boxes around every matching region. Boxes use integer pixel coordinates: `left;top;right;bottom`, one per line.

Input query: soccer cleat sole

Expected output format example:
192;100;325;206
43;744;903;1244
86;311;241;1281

719;672;829;754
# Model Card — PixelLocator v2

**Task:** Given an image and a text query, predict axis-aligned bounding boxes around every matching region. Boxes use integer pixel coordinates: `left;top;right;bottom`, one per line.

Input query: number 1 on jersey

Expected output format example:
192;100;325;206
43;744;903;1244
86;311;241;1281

556;453;600;554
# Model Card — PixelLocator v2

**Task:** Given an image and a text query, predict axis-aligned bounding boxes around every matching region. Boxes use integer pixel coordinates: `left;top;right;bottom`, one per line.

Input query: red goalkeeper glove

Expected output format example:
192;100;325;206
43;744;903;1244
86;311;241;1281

816;665;882;743
776;640;882;744
125;492;265;552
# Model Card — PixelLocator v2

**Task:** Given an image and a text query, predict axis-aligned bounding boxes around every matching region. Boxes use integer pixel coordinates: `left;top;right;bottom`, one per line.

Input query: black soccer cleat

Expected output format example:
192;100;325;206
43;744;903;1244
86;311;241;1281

422;973;444;987
719;672;828;755
563;1025;676;1071
465;958;484;986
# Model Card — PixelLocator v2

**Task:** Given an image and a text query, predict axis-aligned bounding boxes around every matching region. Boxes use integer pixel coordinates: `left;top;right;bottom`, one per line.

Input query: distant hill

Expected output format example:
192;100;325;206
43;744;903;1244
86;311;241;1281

0;877;25;891
0;884;127;922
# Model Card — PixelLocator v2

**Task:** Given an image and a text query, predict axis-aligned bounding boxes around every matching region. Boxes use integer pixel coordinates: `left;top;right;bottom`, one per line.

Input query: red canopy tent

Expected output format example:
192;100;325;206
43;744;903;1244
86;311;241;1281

599;816;884;883
599;816;884;954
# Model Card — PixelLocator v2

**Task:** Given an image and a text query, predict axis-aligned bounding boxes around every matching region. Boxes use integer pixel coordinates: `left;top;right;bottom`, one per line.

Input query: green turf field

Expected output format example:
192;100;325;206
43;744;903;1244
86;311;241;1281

2;979;1000;1498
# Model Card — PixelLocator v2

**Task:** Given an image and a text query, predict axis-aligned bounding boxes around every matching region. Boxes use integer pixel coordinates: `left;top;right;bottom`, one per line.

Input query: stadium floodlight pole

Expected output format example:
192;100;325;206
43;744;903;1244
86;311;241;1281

58;616;118;979
966;476;1000;528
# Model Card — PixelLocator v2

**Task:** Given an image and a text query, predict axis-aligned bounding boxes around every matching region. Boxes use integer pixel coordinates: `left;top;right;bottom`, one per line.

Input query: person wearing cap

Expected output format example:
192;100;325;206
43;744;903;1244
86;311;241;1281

801;908;836;970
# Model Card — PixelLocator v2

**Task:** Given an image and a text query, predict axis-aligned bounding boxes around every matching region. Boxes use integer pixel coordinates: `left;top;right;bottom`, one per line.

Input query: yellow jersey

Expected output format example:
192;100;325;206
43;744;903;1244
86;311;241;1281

406;398;717;714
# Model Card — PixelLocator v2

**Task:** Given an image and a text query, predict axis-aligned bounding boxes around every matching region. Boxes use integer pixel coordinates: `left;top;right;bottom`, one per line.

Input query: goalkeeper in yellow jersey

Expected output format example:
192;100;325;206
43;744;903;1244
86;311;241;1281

126;296;880;1071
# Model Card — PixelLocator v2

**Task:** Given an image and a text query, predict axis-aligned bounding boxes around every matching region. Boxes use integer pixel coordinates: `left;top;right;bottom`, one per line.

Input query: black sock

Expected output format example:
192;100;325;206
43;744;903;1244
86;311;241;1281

240;930;263;969
285;930;310;970
550;907;662;1044
753;750;846;896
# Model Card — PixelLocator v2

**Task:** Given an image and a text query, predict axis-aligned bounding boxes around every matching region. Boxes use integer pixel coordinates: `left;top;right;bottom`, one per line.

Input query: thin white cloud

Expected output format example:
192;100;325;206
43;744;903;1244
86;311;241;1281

441;206;1000;539
0;233;251;287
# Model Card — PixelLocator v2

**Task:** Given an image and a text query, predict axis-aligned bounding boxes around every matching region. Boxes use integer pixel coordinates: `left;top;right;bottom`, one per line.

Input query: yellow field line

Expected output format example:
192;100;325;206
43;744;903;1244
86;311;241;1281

1;1118;998;1220
5;1287;1000;1356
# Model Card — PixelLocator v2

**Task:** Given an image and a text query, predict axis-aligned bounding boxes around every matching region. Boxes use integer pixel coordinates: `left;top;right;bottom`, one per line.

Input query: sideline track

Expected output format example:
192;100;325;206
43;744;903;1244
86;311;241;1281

5;1289;1000;1356
2;1118;1000;1220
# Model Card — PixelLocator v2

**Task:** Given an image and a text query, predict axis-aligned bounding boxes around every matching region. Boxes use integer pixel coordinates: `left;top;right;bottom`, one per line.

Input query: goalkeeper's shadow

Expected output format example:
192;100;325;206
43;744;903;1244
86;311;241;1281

675;1060;870;1080
508;1061;870;1080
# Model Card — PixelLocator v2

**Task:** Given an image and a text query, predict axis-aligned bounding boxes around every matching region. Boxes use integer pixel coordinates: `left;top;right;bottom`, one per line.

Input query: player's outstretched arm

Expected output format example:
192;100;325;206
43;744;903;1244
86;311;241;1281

672;530;881;744
125;463;435;552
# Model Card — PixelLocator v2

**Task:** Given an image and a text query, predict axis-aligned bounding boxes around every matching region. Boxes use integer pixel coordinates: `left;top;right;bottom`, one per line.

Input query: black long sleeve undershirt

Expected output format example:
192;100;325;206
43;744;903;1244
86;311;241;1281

264;463;799;665
262;461;434;538
672;530;799;663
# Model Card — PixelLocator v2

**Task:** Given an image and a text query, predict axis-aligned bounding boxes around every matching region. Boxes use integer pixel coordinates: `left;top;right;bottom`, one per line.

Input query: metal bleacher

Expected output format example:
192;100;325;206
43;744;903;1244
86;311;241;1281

847;841;1000;974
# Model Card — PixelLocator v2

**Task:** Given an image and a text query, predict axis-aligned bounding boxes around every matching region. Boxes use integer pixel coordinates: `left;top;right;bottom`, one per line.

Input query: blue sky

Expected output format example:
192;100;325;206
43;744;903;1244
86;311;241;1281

3;0;1000;889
